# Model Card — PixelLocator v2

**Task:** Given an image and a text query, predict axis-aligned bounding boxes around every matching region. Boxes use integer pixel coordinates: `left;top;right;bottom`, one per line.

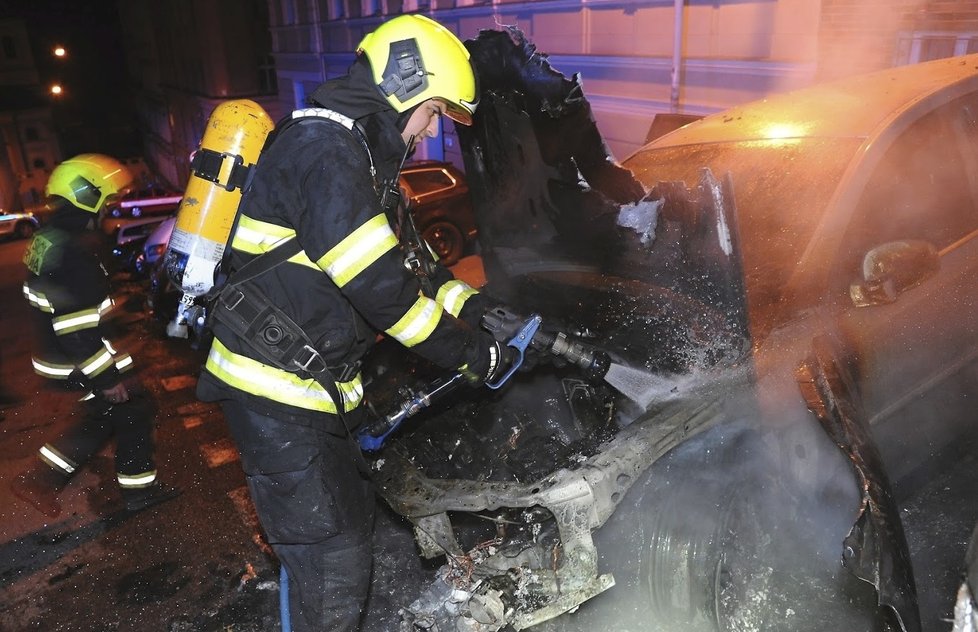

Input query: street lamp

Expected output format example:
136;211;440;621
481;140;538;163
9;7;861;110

50;84;63;96
53;46;66;58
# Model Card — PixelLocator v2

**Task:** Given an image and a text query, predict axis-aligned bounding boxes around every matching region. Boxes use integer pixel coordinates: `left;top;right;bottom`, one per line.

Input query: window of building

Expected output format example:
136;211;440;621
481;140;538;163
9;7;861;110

1;35;16;60
297;0;311;22
24;126;39;141
362;0;380;16
897;31;978;64
283;0;297;25
344;0;362;18
32;157;46;170
259;54;278;94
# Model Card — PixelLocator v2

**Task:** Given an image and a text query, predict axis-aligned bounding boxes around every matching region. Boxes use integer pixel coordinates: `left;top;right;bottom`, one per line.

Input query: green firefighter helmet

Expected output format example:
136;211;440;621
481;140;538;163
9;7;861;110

45;153;134;213
357;15;478;125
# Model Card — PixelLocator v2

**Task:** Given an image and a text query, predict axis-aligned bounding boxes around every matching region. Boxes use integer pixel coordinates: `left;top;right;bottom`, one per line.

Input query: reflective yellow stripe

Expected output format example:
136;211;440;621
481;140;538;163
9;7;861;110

115;353;134;372
205;337;363;414
435;280;478;318
53;307;99;334
231;215;318;269
118;471;157;488
80;348;113;377
32;357;75;378
233;215;294;251
316;214;398;287
40;444;76;474
33;340;129;380
23;283;54;313
385;295;442;348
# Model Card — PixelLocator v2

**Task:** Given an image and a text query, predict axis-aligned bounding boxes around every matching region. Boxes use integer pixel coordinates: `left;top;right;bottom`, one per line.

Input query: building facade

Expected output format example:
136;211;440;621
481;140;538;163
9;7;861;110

117;0;281;189
265;0;978;161
117;0;978;187
0;18;59;211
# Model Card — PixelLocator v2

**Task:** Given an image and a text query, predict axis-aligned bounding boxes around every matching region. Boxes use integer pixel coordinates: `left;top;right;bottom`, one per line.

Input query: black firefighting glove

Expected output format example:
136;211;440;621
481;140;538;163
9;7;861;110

462;335;518;387
479;304;541;372
485;339;518;385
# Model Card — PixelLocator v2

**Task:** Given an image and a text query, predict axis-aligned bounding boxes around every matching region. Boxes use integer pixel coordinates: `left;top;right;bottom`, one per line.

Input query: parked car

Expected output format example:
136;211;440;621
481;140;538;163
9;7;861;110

143;216;178;321
0;211;39;240
137;215;175;275
22;201;57;225
100;186;181;237
402;160;478;266
110;214;172;274
367;31;978;632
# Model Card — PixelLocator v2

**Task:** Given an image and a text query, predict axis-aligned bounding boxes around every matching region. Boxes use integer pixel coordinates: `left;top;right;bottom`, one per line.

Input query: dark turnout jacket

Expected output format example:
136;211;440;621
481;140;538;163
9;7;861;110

198;58;493;421
22;207;132;394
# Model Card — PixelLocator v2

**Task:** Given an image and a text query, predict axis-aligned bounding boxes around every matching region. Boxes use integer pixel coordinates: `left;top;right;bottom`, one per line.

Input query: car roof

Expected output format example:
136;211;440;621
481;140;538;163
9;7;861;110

648;54;978;149
404;160;454;170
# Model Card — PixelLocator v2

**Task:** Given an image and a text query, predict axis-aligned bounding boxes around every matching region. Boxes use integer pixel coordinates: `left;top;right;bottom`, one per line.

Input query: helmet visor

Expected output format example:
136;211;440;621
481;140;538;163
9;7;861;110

442;100;475;126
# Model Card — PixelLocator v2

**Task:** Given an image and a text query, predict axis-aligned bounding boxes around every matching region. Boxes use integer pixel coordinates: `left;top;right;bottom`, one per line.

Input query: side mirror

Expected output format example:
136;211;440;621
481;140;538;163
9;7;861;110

849;240;939;307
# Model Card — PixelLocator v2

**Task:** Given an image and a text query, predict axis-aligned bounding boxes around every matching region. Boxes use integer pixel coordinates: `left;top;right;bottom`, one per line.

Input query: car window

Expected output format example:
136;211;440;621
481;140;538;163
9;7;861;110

834;94;978;291
401;168;455;198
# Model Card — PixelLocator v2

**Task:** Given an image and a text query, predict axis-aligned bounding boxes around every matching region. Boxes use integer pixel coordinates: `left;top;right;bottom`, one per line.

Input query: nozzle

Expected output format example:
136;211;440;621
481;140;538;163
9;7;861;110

546;332;611;382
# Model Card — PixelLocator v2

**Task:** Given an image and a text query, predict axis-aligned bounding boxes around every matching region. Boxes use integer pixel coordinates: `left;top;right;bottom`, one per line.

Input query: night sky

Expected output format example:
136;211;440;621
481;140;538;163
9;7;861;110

2;0;140;157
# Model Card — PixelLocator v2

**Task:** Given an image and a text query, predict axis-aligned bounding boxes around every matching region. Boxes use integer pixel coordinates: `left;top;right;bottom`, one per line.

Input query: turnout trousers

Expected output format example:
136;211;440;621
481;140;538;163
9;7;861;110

41;391;156;483
220;399;375;632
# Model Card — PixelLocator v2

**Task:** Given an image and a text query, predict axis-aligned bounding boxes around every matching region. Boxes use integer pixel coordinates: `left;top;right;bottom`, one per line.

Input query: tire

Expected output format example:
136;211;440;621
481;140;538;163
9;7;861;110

422;220;464;267
15;222;34;239
554;418;885;632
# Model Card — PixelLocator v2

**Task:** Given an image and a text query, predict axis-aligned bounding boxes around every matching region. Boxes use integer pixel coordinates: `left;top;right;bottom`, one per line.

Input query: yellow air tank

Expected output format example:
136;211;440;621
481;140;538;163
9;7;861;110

164;99;274;337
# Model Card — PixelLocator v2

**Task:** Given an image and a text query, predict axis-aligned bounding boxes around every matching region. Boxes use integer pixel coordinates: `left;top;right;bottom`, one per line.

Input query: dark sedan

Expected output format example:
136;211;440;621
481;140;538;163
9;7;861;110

401;160;477;266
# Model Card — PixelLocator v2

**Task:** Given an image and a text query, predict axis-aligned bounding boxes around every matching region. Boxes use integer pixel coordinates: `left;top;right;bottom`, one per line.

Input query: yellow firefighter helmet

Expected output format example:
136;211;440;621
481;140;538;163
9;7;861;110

46;153;134;214
357;15;478;125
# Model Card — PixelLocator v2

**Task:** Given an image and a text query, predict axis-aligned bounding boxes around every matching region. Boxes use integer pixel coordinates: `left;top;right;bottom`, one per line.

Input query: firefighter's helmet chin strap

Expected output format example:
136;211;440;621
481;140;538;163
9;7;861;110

382;136;436;298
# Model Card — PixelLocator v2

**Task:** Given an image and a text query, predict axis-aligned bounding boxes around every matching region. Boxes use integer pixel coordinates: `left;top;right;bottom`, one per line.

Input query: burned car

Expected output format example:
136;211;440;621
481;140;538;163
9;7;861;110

362;30;978;632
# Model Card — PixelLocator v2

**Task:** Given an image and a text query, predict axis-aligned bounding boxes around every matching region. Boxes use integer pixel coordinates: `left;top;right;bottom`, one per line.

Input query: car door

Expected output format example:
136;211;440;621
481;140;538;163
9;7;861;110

829;91;978;483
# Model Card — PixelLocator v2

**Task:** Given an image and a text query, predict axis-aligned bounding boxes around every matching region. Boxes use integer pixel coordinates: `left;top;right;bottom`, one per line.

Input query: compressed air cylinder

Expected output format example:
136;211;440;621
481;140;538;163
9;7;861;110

164;99;273;299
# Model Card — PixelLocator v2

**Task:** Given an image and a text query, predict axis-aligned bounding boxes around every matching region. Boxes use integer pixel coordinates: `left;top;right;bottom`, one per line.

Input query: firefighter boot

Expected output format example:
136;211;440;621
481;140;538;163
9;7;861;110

10;465;68;518
121;481;182;513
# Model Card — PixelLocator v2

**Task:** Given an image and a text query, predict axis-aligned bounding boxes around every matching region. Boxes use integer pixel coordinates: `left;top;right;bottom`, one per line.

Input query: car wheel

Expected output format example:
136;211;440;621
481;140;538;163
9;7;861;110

15;222;34;239
557;419;886;632
422;221;464;267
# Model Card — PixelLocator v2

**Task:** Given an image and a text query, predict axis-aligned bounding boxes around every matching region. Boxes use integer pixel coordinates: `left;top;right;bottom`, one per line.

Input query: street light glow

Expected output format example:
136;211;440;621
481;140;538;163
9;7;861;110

50;84;63;96
54;46;66;58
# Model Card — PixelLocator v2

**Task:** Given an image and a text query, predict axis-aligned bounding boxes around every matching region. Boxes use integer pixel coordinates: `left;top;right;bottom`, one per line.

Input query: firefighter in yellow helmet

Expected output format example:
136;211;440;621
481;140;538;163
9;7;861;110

196;15;510;632
11;154;181;518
